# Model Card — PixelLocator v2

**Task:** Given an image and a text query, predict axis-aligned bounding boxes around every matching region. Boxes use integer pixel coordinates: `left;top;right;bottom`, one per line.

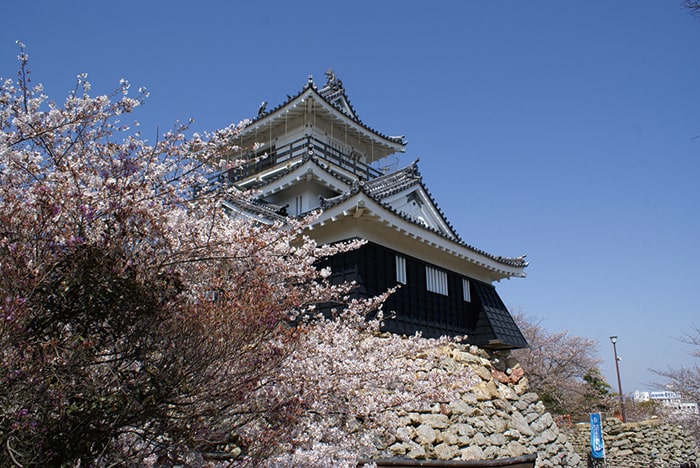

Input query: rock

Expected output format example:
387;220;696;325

513;376;529;396
405;440;426;459
448;398;473;415
434;442;459;460
461;392;478;405
406;412;422;425
449;423;475;437
489;433;506;446
474;365;493;382
509;411;535;437
520;392;540;405
493;398;514;412
498;384;519;401
420;413;450;429
415;424;437;445
361;342;600;467
388;441;410;456
471;432;488;446
395;426;415;442
505;441;529;457
460;445;485;460
441;430;459;446
531;413;555;433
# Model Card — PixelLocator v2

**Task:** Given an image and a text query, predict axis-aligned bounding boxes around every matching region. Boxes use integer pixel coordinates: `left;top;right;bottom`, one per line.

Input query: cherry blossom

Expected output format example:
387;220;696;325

0;45;473;466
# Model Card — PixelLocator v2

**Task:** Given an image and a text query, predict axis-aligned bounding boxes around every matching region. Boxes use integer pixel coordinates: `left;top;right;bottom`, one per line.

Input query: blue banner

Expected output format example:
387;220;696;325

590;413;605;459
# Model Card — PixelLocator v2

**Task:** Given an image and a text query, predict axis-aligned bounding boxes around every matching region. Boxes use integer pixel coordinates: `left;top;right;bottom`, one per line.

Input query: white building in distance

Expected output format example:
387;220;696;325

633;390;699;415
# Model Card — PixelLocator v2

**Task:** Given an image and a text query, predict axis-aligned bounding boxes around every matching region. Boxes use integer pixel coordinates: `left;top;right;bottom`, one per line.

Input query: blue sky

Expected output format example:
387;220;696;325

3;1;699;393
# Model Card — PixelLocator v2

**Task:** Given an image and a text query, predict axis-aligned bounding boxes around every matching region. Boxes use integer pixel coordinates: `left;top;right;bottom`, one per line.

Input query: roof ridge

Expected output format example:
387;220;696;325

245;72;406;147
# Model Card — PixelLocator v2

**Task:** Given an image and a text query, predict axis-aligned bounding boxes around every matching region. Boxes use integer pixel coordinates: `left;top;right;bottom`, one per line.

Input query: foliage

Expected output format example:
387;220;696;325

268;303;476;467
512;313;613;422
0;44;470;466
0;43;350;466
683;0;700;16
652;325;700;446
624;399;663;422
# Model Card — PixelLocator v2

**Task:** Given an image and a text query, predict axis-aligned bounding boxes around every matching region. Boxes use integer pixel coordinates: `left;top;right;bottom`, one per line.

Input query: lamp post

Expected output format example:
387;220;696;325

609;336;626;422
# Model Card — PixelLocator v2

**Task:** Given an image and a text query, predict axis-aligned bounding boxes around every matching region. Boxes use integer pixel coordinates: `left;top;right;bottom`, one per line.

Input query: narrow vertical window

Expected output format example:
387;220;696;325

295;195;303;215
462;278;471;302
426;266;448;295
395;255;407;284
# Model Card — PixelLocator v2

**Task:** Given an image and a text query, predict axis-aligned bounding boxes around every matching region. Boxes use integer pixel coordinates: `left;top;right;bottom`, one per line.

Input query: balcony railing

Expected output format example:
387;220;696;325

224;135;383;183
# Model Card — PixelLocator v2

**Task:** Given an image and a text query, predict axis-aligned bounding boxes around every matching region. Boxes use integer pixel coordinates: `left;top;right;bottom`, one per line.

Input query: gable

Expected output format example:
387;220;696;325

256;159;350;197
313;191;527;282
381;187;456;239
250;159;352;215
363;162;459;240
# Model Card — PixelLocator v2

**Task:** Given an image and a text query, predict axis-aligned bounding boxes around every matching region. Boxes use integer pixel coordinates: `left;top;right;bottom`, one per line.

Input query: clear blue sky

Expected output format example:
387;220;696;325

3;1;699;393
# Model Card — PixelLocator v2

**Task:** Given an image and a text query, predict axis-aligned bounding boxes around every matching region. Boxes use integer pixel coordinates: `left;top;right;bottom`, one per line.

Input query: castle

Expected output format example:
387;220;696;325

210;70;528;350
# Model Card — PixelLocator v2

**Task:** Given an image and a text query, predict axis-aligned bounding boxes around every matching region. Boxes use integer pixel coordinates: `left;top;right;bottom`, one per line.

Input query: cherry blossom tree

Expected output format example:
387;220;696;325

512;313;613;422
0;43;364;466
652;325;700;445
683;0;700;15
266;300;476;467
0;44;471;467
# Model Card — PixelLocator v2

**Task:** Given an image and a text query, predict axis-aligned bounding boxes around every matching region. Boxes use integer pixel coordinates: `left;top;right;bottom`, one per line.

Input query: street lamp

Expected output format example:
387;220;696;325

609;336;626;422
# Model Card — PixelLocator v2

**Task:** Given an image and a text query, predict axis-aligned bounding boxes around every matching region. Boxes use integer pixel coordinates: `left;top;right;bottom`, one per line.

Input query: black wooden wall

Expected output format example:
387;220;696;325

320;241;528;349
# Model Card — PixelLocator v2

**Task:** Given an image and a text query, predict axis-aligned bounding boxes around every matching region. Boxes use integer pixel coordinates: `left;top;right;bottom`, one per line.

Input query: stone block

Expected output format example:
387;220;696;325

420;413;450;429
395;426;415;442
388;441;410;456
415;424;437;445
489;433;506;446
508;410;535;437
448;399;473;415
447;422;475;437
531;413;554;432
461;392;478;405
405;440;426;459
505;441;529;457
460;445;485;460
434;442;459;460
471;432;488;446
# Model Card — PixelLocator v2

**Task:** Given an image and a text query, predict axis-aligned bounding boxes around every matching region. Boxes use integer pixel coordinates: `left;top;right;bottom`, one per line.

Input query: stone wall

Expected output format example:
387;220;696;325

359;342;698;468
371;344;585;468
566;417;698;467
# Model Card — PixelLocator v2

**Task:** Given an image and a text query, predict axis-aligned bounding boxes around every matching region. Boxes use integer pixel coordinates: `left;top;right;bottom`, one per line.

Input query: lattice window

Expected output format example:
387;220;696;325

426;266;448;296
395;255;407;284
462;278;471;302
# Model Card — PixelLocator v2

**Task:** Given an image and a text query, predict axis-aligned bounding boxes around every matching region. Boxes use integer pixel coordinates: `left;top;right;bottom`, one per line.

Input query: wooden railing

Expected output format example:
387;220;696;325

224;135;383;182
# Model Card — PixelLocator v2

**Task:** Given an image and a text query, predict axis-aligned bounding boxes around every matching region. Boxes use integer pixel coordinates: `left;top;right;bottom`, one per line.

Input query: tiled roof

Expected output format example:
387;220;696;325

364;161;422;198
221;196;288;222
470;281;529;349
246;73;406;147
240;154;354;192
320;164;528;270
226;154;526;271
